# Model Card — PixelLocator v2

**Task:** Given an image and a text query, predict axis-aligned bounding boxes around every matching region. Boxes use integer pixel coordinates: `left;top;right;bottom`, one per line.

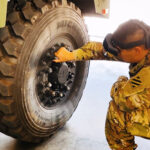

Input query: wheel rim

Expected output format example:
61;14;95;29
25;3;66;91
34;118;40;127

36;44;76;108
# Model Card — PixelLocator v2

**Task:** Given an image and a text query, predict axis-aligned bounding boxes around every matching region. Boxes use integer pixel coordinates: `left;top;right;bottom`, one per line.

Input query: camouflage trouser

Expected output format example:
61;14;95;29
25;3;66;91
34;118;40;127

105;100;137;150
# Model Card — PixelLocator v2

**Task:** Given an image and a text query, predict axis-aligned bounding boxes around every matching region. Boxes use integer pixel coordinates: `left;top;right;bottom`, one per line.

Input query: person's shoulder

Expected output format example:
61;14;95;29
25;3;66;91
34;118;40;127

141;65;150;71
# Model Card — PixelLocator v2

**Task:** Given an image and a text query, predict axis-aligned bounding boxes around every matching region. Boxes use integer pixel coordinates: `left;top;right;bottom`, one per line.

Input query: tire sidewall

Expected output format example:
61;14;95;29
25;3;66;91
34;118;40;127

15;6;89;135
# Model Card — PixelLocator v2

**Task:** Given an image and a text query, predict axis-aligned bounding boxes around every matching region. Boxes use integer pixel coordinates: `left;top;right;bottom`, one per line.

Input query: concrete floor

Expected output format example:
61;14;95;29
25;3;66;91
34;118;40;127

0;127;106;150
0;99;109;150
0;93;109;150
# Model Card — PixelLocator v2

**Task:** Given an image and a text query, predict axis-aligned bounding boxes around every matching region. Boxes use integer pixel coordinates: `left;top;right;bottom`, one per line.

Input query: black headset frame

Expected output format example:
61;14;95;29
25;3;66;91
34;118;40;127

103;22;150;56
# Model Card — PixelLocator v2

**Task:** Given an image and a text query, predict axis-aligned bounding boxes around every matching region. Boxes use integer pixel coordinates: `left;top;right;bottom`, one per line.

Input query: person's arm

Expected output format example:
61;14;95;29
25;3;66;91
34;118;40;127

111;66;150;112
53;42;117;62
72;42;104;60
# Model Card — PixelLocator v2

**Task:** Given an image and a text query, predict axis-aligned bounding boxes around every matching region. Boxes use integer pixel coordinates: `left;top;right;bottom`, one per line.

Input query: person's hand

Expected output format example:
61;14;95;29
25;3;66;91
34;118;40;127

53;47;74;63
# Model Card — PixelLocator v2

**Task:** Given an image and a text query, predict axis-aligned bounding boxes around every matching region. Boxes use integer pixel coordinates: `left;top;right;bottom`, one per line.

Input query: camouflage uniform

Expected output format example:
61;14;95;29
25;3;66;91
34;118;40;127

71;42;150;150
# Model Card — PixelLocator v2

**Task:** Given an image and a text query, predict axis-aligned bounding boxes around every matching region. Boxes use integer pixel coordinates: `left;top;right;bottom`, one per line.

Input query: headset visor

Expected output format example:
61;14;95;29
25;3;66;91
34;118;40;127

103;33;145;56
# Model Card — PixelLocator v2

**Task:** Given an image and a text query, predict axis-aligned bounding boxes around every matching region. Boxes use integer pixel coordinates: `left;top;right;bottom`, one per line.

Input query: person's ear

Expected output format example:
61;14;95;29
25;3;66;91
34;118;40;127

134;46;142;54
134;46;149;57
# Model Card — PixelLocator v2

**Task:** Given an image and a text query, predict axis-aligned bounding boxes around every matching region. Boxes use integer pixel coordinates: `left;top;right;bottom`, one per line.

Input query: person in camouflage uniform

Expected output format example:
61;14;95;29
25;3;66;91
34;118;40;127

53;19;150;150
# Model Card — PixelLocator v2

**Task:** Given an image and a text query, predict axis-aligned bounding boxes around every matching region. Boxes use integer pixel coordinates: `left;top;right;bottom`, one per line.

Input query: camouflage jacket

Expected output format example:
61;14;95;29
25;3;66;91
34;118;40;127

111;53;150;138
73;41;150;138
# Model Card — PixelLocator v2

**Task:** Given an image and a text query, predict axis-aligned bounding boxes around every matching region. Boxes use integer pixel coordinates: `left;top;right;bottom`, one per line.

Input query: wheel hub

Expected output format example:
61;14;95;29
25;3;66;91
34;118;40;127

36;44;76;108
58;63;69;84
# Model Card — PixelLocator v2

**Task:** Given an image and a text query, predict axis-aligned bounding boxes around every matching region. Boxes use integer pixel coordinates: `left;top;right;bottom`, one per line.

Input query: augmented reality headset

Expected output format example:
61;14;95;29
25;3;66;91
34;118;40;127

103;23;150;56
103;33;146;56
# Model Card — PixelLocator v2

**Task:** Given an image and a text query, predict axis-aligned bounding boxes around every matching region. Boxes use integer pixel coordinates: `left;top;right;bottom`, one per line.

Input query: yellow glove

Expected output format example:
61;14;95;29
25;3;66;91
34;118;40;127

53;47;74;63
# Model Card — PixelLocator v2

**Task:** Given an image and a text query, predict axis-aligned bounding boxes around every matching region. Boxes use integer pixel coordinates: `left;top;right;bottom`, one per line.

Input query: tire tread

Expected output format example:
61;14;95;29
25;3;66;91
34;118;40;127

0;0;86;142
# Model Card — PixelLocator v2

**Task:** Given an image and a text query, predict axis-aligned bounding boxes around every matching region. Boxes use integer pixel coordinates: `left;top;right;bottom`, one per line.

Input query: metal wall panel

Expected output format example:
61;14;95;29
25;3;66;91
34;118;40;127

94;0;110;16
70;0;109;17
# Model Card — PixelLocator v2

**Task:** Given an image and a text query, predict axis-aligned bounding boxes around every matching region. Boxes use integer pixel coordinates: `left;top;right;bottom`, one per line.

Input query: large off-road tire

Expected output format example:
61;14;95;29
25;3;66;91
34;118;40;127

0;0;89;142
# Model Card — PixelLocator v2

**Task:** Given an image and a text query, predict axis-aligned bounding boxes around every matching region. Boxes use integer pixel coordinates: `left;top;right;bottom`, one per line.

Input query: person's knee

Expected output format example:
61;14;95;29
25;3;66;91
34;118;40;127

105;100;137;150
107;100;126;128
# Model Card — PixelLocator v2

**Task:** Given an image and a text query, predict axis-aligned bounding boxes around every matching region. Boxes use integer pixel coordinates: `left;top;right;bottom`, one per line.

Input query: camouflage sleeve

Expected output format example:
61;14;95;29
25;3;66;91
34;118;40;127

111;66;150;111
72;42;116;61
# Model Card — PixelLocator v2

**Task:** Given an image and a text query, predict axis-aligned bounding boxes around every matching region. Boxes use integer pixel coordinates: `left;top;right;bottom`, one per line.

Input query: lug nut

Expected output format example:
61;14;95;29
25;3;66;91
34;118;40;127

70;72;74;77
42;73;48;83
51;91;56;97
59;93;64;97
72;62;76;67
48;68;53;73
66;46;70;50
47;82;52;87
67;86;70;91
42;87;50;94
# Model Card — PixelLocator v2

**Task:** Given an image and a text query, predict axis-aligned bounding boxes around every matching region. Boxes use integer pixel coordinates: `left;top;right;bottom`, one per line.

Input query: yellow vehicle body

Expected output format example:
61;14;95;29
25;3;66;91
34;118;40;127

0;0;7;28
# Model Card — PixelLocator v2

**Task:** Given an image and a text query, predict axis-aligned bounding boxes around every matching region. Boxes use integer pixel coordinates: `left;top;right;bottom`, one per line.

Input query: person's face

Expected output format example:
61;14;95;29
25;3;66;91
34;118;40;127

116;29;149;63
118;45;149;63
